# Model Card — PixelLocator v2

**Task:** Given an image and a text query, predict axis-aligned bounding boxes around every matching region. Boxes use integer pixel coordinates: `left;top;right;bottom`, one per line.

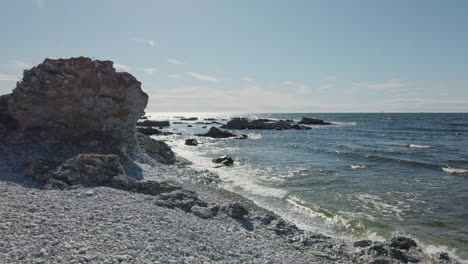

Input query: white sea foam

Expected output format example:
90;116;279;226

350;164;367;170
408;144;431;149
332;121;358;126
442;167;468;176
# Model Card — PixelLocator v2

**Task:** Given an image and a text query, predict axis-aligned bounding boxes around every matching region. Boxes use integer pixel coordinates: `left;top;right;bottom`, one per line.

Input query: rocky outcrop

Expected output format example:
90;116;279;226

137;133;176;164
0;94;17;131
212;155;234;166
180;117;197;121
137;127;162;135
8;57;148;148
221;118;312;130
196;127;237;138
136;120;170;127
298;117;331;125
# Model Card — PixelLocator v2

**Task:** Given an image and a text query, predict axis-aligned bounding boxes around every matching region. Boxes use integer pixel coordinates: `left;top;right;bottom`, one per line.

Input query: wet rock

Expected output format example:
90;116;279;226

185;139;198;146
235;134;248;139
8;57;148;147
369;258;398;264
354;240;372;248
204;118;215;121
223;202;249;219
196;127;237;138
187;125;192;127
273;219;300;237
136;120;170;127
136;127;161;135
212;155;234;166
180;117;198;121
137;133;176;164
368;244;388;256
298;117;331;125
389;236;417;250
140;116;148;119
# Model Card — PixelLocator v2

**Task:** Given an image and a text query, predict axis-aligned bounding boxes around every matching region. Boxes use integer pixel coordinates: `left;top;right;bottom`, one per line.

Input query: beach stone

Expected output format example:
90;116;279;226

298;117;331;125
156;189;205;212
223;202;249;219
191;205;214;219
8;57;148;148
136;120;170;127
185;139;198;146
389;236;417;250
196;127;237;138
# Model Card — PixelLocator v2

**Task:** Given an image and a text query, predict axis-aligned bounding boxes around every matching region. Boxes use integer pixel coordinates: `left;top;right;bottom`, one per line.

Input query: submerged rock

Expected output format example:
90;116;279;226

185;138;198;146
298;117;331;125
8;57;148;148
196;127;237;138
136;120;170;127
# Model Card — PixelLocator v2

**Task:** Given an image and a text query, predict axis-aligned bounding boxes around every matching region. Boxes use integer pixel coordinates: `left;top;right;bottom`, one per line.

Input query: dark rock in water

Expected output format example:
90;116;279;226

221;117;312;130
137;133;176;164
8;57;148;147
298;117;331;125
212;155;234;166
235;134;248;139
187;125;192;127
389;237;417;250
180;117;198;121
0;94;18;131
197;127;237;138
354;240;372;248
140;116;148;119
368;245;388;256
137;127;161;135
137;120;170;127
223;202;249;219
201;126;207;129
436;252;451;261
185;138;198;146
204;118;215;121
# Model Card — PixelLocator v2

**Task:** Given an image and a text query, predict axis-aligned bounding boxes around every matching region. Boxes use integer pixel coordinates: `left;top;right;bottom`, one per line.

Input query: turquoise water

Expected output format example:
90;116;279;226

149;113;468;259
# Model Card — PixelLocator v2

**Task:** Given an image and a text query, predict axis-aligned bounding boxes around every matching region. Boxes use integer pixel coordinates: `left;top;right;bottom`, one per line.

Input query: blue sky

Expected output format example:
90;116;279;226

0;0;467;112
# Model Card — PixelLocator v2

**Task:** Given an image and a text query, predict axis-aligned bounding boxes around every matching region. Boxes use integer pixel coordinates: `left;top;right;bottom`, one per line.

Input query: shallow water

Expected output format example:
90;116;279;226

147;112;468;260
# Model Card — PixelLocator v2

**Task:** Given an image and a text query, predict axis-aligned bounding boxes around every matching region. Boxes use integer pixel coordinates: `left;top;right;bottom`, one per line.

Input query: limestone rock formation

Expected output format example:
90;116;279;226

8;57;148;147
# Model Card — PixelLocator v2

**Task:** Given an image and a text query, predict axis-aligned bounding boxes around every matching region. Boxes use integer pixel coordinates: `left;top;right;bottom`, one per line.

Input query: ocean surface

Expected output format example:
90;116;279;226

147;113;468;260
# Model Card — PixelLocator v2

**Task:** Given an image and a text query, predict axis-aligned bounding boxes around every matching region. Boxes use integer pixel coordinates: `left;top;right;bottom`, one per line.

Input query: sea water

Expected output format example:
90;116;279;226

146;112;468;260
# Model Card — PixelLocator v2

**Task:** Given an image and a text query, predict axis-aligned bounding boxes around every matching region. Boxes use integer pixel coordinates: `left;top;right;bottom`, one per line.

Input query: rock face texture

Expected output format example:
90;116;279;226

0;94;17;131
8;57;148;147
221;118;313;130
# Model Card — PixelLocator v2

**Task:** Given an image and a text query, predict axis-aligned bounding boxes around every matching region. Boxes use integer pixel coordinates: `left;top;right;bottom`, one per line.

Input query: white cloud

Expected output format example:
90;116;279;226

114;63;130;72
317;84;334;91
168;58;184;65
168;74;180;79
142;67;157;75
283;80;309;94
13;60;33;69
131;38;155;47
35;0;45;9
0;74;20;81
188;72;217;82
353;79;406;90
